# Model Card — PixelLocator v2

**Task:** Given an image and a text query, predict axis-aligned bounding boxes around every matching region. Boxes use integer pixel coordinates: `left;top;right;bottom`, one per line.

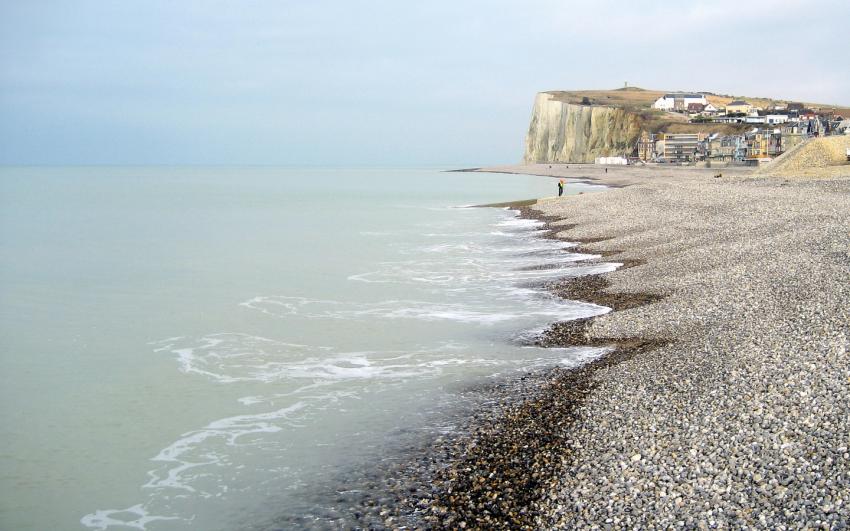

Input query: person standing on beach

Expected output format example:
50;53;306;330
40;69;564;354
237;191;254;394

558;180;564;197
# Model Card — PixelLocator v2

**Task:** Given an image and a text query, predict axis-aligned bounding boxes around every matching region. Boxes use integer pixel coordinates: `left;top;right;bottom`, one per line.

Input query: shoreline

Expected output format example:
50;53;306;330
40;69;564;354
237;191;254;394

304;191;669;529
269;192;642;529
497;164;849;528
273;163;850;529
366;163;850;528
394;204;670;529
399;201;673;529
264;195;626;530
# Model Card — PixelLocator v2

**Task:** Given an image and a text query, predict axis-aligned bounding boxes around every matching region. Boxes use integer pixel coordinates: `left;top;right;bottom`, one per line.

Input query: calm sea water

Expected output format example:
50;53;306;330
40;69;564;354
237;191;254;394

0;167;613;530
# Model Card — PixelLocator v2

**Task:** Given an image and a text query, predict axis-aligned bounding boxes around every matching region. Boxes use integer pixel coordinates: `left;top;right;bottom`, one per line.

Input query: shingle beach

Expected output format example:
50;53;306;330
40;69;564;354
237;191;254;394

413;162;850;529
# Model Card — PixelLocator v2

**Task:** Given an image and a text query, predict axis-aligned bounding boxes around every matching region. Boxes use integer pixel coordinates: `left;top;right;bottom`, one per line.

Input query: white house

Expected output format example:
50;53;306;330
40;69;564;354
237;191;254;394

703;103;719;114
765;115;788;125
653;93;708;111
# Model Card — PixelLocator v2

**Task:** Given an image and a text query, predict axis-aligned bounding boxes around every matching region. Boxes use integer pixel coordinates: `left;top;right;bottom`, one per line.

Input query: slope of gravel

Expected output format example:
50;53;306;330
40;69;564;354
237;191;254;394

756;136;850;178
531;173;850;529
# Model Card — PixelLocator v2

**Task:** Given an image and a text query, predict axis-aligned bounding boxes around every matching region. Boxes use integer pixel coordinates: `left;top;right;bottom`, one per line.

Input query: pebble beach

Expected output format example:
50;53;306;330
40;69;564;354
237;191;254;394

398;163;850;530
533;166;850;529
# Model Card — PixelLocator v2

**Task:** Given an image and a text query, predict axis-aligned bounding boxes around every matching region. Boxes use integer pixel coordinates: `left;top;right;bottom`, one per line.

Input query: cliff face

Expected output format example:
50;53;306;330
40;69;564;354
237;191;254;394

523;92;644;163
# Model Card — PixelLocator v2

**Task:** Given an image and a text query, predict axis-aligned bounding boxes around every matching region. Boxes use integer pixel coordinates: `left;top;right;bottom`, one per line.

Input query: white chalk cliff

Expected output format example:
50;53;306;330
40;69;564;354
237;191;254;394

523;92;643;163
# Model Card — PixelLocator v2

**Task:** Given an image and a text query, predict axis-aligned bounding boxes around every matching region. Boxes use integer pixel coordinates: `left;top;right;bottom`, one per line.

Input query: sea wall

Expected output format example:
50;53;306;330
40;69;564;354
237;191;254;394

523;92;643;163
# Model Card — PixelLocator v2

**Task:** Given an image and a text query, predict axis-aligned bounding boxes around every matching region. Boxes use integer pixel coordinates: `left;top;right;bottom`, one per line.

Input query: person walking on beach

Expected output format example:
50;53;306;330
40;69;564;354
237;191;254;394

557;179;564;197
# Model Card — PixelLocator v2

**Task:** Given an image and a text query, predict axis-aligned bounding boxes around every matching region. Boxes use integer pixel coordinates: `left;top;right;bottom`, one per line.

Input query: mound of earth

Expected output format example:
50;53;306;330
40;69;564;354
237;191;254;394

757;136;850;178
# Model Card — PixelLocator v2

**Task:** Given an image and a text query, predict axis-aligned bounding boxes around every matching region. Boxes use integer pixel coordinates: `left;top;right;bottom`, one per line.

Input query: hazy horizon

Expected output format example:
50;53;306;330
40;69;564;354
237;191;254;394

2;0;848;166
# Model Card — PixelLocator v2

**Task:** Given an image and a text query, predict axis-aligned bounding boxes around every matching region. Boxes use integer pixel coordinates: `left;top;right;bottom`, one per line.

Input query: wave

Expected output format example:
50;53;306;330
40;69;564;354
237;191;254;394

148;334;490;385
240;295;607;326
495;217;545;229
81;504;179;531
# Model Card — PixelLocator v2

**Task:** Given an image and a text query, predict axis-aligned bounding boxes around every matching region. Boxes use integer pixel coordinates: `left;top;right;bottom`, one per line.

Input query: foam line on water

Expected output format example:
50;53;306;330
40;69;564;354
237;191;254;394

495;217;545;228
81;504;180;530
413;240;575;256
346;260;604;285
143;402;309;492
514;346;610;371
81;397;327;530
241;295;608;326
151;334;508;384
151;333;338;383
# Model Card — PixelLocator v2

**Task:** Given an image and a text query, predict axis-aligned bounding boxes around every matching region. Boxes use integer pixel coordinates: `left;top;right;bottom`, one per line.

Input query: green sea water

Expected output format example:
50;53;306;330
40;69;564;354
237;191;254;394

0;166;613;530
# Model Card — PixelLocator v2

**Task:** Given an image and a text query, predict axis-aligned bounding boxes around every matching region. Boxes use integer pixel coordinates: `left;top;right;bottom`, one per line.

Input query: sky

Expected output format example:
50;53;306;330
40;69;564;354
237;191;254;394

1;0;848;166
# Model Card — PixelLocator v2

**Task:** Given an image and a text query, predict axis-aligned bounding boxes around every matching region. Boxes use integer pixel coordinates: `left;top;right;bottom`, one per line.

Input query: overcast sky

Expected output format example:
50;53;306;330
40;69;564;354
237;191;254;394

1;0;848;166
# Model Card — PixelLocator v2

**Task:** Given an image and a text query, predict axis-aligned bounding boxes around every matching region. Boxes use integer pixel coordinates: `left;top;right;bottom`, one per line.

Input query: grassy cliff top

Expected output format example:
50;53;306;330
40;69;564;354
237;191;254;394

540;87;849;136
545;87;850;114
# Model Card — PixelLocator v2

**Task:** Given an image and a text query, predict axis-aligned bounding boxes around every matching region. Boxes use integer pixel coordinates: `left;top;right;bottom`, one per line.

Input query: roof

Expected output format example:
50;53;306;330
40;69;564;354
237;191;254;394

728;100;750;106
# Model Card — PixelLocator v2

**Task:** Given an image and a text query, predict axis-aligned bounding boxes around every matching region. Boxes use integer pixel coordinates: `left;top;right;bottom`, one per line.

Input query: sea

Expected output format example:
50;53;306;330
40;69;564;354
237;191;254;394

0;167;615;530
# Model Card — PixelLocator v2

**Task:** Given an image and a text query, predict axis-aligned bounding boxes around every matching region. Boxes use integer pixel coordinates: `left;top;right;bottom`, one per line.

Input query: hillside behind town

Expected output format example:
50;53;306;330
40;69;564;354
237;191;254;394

547;87;850;115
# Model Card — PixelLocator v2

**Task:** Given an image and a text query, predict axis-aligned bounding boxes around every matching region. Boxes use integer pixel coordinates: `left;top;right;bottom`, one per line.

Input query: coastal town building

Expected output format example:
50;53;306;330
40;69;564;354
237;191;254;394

765;114;788;125
635;131;657;161
706;135;746;162
662;133;704;162
745;131;782;159
782;122;804;135
653;93;708;111
711;115;744;124
724;100;752;115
